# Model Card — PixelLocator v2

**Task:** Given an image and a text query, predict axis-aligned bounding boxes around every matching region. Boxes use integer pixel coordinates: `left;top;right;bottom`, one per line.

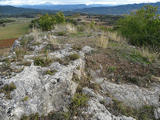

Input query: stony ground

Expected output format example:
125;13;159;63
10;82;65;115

0;23;160;120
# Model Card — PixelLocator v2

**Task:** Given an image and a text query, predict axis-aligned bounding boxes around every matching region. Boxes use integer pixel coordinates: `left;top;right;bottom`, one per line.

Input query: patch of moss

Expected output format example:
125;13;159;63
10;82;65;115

23;96;29;102
21;113;39;120
56;31;66;36
45;69;57;75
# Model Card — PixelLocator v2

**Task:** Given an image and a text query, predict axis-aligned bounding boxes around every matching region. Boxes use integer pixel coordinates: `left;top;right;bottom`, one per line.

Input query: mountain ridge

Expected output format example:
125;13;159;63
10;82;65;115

0;2;160;16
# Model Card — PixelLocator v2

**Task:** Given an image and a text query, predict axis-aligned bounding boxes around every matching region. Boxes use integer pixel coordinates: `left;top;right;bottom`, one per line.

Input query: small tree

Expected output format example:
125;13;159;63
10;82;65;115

30;12;66;31
38;14;56;31
55;12;65;24
118;5;160;50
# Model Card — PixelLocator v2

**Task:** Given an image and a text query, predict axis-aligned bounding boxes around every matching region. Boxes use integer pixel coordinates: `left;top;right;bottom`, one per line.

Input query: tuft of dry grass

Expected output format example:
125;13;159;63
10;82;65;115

138;47;159;62
55;23;77;34
32;28;40;42
107;31;125;42
65;23;77;33
96;32;109;49
48;34;58;45
15;47;26;60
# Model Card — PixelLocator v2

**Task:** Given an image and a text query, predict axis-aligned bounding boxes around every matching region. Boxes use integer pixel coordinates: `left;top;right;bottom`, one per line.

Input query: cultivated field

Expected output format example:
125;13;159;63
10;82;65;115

0;18;31;55
0;18;31;40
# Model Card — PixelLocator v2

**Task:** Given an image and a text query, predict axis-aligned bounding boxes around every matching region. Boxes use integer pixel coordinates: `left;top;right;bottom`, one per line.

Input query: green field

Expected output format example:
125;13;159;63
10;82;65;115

0;18;31;40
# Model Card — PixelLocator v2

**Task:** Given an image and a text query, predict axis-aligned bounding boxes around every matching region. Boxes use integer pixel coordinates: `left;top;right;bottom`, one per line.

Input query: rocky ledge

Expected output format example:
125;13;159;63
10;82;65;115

0;34;160;120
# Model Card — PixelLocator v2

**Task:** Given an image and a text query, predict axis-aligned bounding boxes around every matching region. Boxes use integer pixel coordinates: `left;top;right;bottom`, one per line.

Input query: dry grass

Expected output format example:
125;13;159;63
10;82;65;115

96;32;109;48
138;47;159;62
107;31;125;42
55;23;77;34
48;34;58;45
31;28;40;42
15;47;26;60
0;48;10;56
65;23;77;33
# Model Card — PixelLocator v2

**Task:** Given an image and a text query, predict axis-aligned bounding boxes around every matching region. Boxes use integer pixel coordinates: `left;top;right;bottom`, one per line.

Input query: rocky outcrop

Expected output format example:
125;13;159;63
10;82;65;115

82;88;136;120
0;45;88;120
101;81;160;108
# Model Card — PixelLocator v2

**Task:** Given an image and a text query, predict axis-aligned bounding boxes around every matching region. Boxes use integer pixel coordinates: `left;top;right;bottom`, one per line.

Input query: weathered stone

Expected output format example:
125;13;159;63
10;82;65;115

154;107;160;119
0;46;87;120
85;98;136;120
101;81;160;108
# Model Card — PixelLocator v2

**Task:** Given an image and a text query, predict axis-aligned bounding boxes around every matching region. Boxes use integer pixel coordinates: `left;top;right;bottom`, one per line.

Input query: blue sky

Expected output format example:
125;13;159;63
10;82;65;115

0;0;159;5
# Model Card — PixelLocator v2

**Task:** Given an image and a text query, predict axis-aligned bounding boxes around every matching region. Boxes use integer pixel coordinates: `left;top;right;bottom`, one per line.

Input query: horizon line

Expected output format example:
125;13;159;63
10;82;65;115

0;1;159;6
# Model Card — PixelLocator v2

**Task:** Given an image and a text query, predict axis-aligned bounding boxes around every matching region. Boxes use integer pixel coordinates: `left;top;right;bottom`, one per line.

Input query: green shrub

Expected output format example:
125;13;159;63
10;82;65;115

68;54;80;60
118;5;160;51
71;93;89;109
34;56;53;67
55;12;65;24
30;12;65;31
38;14;56;31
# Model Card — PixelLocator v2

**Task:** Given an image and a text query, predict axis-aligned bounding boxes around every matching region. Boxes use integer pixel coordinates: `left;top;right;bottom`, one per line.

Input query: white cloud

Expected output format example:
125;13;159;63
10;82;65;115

0;0;159;5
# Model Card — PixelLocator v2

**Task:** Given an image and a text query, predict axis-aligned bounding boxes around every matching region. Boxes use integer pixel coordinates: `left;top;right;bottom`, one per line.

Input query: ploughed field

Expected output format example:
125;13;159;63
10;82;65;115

0;38;17;48
0;18;31;55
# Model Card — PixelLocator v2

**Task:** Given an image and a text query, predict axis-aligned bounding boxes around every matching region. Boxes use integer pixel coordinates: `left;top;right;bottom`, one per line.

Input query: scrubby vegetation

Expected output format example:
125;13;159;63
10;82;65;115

0;82;16;99
31;12;65;31
109;99;155;120
34;56;53;67
0;18;15;25
118;5;160;51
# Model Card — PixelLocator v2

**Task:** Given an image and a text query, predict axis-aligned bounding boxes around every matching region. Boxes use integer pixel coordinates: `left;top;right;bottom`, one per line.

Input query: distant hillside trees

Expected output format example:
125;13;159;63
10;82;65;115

0;19;15;25
31;12;65;31
118;5;160;51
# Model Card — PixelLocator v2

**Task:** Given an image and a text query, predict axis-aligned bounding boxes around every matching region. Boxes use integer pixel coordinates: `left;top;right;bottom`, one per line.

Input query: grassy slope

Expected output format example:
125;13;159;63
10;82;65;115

0;18;30;40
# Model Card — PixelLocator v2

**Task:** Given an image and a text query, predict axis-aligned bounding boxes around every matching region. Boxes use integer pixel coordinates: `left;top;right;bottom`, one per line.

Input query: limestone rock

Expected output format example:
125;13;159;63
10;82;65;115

154;107;160;119
101;81;160;108
85;98;136;120
0;46;87;120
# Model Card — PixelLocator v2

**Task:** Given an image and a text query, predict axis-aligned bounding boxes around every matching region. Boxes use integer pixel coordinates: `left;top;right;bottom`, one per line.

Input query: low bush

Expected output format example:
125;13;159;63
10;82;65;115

118;5;160;51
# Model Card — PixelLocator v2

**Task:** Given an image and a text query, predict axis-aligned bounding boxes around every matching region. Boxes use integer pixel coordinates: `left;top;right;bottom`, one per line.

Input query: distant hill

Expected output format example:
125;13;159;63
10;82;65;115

0;5;57;17
17;4;111;11
75;2;160;15
0;2;160;17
